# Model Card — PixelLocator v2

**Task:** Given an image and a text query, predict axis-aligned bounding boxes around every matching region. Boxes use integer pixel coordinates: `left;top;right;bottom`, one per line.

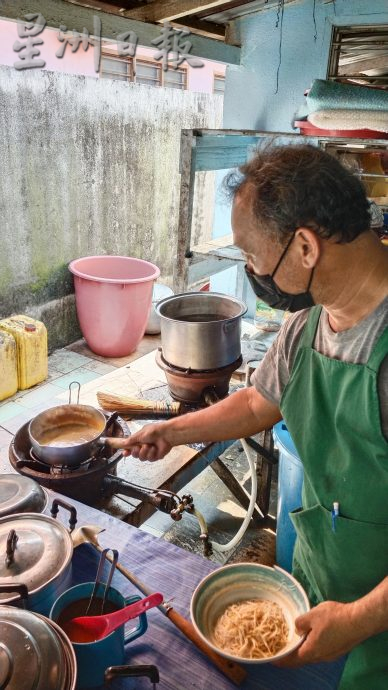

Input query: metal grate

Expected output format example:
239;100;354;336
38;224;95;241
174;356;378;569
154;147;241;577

328;25;388;89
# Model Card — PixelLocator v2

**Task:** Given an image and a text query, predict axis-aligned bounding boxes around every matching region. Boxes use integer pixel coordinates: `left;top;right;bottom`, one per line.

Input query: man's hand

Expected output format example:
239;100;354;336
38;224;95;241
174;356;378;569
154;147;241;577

106;422;172;461
275;600;366;667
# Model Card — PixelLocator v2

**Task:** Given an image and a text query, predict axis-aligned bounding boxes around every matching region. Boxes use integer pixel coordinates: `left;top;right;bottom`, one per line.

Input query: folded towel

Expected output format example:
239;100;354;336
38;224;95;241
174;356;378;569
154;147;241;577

308;109;388;133
307;79;388;113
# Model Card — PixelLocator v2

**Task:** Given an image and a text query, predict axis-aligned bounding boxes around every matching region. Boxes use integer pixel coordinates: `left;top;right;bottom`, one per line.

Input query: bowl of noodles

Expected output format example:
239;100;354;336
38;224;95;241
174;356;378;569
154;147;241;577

190;563;310;664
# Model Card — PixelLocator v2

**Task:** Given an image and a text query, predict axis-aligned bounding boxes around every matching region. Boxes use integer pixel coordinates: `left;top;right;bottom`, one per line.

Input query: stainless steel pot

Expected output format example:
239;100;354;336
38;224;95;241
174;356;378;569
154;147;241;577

0;499;76;616
0;604;77;690
156;292;247;370
0;474;49;517
28;404;115;467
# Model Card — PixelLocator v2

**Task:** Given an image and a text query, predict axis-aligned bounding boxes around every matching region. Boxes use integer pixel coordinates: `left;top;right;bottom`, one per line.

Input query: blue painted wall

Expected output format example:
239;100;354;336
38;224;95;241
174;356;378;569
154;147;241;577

223;0;388;131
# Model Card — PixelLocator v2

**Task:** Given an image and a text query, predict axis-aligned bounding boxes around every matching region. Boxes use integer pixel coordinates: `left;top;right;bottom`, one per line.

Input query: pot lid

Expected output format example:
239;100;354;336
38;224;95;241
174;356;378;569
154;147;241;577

0;474;48;517
0;606;73;690
0;514;73;603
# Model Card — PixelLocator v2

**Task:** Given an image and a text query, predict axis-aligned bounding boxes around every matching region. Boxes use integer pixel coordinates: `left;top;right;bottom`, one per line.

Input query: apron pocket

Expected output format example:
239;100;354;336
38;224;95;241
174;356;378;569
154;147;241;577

290;504;388;603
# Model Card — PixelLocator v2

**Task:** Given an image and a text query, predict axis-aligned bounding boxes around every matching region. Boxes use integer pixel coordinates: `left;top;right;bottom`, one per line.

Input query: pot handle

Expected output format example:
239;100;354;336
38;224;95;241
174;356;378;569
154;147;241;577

0;583;29;608
5;529;18;567
105;664;159;686
50;498;77;533
123;594;148;644
68;381;81;404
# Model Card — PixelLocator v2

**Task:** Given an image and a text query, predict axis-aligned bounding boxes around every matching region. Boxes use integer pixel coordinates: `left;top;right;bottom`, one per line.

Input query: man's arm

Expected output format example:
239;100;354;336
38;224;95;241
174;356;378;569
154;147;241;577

277;576;388;667
107;386;282;461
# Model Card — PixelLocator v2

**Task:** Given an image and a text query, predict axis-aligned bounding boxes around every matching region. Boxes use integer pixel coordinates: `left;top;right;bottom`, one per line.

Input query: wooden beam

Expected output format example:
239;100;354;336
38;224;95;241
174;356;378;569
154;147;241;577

170;17;225;41
0;0;240;64
64;0;145;16
124;1;237;22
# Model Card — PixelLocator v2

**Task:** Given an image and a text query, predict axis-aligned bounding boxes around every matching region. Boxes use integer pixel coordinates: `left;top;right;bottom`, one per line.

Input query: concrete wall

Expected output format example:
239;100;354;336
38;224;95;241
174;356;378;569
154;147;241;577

0;65;223;349
223;0;388;131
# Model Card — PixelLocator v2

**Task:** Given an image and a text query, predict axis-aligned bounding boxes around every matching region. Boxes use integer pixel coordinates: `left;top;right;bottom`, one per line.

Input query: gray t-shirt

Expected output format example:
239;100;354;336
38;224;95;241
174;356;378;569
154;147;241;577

251;296;388;440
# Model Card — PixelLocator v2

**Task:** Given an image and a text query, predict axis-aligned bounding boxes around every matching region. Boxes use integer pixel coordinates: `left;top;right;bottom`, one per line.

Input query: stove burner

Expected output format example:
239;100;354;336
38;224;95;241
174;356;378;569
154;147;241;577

28;449;93;474
156;349;243;403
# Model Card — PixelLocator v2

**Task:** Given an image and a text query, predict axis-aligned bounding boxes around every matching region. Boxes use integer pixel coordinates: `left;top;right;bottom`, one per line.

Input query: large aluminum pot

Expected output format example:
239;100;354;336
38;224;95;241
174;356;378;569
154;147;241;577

156;292;247;370
0;499;76;616
0;474;49;517
0;604;77;690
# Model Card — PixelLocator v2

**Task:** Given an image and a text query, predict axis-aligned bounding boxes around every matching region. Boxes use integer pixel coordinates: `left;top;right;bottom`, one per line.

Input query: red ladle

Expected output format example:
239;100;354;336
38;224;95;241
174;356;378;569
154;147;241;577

63;592;163;643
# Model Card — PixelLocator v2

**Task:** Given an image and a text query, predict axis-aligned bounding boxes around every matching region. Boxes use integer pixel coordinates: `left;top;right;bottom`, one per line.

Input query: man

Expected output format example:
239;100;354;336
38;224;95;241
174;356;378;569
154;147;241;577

109;144;388;689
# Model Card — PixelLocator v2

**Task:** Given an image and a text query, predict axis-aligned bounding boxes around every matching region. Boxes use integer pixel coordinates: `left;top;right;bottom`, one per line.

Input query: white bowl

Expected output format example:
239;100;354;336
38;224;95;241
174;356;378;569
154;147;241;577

145;283;174;334
190;563;310;665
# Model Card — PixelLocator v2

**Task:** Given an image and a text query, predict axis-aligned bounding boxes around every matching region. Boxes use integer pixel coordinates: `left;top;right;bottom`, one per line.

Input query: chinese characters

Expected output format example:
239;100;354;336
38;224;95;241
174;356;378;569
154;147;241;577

13;15;204;74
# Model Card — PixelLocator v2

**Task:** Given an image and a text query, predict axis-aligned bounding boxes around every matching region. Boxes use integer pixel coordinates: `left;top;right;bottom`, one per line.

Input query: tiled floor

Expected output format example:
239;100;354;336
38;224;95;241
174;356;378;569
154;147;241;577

0;333;277;566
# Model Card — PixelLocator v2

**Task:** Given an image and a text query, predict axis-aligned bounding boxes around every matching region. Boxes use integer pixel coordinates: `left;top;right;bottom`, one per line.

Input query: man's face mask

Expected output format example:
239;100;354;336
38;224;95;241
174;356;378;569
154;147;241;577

244;231;315;312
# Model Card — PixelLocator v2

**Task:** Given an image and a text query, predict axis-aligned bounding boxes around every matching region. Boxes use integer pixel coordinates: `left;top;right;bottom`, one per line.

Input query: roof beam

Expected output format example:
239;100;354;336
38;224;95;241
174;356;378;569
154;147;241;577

0;0;240;63
170;17;225;40
124;1;238;22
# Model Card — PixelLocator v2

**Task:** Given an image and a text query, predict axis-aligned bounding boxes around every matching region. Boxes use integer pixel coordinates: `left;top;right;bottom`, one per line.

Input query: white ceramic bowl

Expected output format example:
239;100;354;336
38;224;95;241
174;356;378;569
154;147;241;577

145;283;174;334
190;563;310;665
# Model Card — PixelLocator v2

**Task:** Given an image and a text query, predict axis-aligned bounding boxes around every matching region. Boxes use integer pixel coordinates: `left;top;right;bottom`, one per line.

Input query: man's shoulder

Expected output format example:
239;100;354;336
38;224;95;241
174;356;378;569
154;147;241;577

277;307;311;348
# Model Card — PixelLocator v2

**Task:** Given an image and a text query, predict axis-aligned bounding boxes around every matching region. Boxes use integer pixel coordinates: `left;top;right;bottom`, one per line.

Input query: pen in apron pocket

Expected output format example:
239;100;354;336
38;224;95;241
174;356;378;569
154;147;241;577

332;502;339;532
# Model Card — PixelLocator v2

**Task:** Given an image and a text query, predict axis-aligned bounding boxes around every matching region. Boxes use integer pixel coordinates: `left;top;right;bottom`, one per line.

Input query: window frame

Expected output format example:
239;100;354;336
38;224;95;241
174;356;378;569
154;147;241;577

328;24;388;89
100;51;134;82
213;73;226;95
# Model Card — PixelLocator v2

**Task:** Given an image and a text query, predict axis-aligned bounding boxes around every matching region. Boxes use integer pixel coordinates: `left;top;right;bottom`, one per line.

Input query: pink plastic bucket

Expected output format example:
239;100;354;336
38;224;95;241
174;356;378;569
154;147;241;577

69;256;160;357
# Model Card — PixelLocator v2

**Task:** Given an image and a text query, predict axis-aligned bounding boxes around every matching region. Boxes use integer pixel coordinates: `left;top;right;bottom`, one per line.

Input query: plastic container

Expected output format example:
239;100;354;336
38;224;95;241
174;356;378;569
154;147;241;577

0;316;48;390
294;120;388;139
273;421;304;573
0;331;18;400
69;256;160;357
254;299;290;332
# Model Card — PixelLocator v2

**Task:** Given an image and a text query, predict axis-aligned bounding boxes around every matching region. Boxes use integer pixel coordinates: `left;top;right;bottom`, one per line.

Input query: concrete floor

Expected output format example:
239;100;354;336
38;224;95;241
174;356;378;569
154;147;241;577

0;334;277;567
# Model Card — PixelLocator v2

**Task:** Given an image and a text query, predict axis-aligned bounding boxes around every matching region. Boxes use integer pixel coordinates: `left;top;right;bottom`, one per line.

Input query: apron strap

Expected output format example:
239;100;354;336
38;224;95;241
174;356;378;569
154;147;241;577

367;327;388;372
298;305;323;350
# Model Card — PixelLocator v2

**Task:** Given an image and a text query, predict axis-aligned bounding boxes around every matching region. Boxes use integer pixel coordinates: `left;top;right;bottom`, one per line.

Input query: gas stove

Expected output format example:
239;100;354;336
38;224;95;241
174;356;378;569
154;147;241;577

9;414;180;520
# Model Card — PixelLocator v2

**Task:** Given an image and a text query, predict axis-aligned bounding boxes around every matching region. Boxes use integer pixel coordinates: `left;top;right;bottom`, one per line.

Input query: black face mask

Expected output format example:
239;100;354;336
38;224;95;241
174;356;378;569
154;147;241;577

244;232;315;313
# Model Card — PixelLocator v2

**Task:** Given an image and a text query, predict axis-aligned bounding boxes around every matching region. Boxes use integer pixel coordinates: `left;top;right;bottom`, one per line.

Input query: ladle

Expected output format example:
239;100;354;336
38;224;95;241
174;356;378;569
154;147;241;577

64;592;163;642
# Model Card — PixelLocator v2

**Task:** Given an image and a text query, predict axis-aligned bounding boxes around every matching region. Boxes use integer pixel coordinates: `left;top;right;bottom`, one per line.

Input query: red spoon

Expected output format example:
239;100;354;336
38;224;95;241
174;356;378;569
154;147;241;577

63;592;163;643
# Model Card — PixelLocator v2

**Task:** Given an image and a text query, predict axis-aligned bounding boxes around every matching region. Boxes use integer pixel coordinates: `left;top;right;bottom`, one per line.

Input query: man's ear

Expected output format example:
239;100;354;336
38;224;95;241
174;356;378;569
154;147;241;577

295;228;321;269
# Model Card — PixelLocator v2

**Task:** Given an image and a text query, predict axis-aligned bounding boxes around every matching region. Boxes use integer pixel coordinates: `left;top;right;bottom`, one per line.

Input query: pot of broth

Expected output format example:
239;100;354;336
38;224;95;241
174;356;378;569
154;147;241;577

28;405;117;467
156;292;247;370
28;381;118;466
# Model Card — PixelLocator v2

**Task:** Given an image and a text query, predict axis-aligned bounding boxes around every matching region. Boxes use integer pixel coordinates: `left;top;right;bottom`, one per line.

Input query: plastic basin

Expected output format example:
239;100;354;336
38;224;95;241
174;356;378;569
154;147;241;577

69;256;160;357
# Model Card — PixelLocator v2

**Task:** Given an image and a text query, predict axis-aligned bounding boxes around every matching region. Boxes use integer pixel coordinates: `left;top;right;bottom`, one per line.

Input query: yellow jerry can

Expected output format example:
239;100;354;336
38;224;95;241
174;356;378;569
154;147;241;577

0;331;18;401
0;315;48;390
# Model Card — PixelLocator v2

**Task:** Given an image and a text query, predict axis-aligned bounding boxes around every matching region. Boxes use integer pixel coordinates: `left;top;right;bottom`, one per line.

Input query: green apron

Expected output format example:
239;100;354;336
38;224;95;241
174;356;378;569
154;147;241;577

280;305;388;690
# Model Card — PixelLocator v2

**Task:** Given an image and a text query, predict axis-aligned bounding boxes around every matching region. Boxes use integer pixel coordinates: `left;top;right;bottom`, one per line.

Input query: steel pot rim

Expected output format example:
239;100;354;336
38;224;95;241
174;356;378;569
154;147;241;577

155;291;247;322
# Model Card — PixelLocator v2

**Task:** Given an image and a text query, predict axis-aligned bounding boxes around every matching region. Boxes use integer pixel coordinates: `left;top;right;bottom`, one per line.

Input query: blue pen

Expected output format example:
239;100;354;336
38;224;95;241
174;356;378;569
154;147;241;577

331;501;339;532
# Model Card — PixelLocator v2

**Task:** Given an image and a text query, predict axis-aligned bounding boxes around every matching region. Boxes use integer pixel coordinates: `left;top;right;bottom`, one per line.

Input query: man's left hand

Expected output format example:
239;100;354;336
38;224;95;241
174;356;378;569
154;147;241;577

274;600;365;667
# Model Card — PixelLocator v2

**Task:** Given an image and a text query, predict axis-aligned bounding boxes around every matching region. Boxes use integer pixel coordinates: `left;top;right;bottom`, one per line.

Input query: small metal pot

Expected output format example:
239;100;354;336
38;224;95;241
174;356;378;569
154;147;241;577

0;604;77;690
0;474;49;517
0;498;76;616
156;292;247;370
28;404;114;467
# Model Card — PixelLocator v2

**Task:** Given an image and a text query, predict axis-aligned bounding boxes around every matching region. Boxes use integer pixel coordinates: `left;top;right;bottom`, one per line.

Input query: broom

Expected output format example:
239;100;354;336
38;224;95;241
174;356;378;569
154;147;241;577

97;391;182;416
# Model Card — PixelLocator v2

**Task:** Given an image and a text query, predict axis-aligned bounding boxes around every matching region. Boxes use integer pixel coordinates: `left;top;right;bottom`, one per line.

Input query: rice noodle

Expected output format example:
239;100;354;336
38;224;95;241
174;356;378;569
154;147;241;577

212;599;288;659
